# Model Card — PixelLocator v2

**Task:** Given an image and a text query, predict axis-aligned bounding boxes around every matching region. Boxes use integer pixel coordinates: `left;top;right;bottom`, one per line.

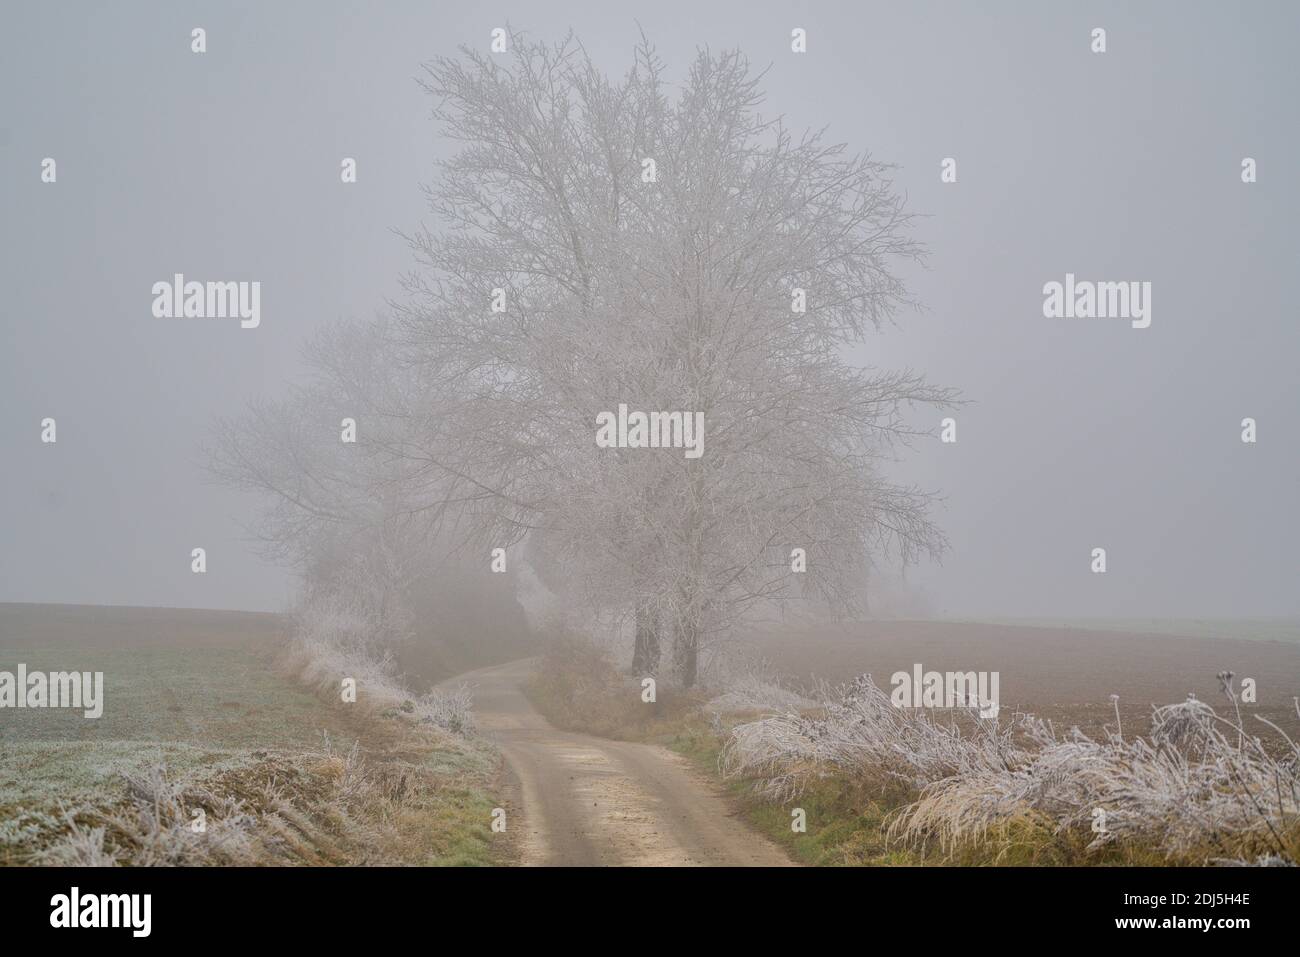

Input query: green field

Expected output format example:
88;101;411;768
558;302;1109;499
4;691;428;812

0;604;507;866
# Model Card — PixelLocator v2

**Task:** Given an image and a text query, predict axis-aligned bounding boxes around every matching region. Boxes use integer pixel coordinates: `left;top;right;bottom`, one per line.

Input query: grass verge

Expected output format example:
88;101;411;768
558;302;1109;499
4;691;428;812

521;634;704;741
664;721;1183;866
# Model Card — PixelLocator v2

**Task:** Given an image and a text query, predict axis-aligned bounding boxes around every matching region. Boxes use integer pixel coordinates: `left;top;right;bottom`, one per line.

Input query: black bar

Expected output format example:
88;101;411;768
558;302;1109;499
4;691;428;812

0;865;1292;942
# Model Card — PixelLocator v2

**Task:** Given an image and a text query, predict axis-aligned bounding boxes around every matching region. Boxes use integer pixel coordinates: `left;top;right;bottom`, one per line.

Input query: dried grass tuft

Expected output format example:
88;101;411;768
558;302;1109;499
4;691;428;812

722;673;1300;864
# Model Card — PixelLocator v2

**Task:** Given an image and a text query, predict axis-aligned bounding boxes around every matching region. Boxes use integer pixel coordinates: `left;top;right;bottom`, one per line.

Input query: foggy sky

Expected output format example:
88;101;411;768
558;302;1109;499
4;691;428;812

2;1;1296;618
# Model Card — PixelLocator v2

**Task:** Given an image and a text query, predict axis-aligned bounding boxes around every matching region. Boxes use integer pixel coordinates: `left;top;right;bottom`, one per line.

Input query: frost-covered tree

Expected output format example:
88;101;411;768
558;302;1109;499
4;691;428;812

210;31;953;688
208;316;533;681
390;31;956;686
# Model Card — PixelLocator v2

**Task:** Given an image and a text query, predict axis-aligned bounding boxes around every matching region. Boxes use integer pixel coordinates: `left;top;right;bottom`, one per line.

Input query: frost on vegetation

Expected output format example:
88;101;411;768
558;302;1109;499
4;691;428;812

722;672;1300;863
287;583;476;737
706;664;818;716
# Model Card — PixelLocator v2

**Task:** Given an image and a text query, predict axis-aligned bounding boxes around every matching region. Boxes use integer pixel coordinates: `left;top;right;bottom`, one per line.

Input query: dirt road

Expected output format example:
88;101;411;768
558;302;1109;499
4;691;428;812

449;659;793;867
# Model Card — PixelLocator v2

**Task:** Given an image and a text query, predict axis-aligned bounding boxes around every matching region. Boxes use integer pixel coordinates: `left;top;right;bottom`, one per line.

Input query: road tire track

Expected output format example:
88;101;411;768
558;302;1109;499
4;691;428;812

449;659;795;867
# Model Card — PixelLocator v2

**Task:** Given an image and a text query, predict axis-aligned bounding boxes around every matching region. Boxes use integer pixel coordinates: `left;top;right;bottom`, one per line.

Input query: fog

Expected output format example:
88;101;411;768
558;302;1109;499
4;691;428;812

2;0;1296;619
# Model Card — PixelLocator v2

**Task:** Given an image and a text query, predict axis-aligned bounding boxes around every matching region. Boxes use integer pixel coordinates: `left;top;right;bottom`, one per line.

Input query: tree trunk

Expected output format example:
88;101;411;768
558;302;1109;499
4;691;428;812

631;601;660;676
674;618;698;689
